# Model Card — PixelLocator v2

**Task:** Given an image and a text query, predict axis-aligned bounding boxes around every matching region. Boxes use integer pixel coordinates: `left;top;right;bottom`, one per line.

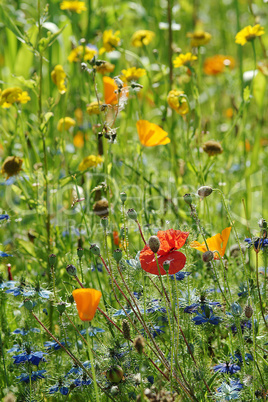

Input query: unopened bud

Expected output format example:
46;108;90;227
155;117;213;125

244;305;253;319
113;248;123;262
183;193;193;206
66;264;77;276
197;186;213;198
127;208;137;221
77;248;84;259
24;299;33;311
49;254;56;266
202;251;214;262
122;319;131;340
90;244;100;256
106;366;124;383
148;236;160;253
57;302;66;315
134;335;145;355
120;192;127;204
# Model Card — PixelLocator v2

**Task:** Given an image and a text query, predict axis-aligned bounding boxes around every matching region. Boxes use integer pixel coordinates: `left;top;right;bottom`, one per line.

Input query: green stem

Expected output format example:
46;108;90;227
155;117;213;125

86;322;100;402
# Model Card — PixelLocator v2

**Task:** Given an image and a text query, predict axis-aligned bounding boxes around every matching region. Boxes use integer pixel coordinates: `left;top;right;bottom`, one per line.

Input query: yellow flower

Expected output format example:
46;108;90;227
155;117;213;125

86;101;102;115
167;90;189;116
72;288;101;321
235;24;265;46
173;53;197;68
1;156;23;179
78;155;103;171
99;30;120;54
120;67;146;82
187;31;211;47
73;131;84;148
51;65;67;94
60;1;87;13
0;87;30;108
68;45;97;63
57;117;76;131
137;120;170;147
131;30;155;47
94;60;115;74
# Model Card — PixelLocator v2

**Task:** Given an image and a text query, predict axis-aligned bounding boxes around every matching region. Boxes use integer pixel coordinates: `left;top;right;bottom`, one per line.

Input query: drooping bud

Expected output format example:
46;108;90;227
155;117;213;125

133;335;145;354
49;254;57;266
113;249;123;262
24;299;33;311
244;305;253;319
106;366;124;383
127;208;138;221
148;236;160;253
183;193;193;206
66;264;77;276
197;186;213;198
101;217;109;229
163;260;170;273
122;319;131;340
77;248;84;259
231;302;242;317
90;244;100;256
120;192;127;204
57;302;66;315
202;251;214;262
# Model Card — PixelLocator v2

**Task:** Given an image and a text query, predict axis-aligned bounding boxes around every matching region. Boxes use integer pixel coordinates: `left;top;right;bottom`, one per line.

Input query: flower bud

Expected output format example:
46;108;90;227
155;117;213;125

163;260;170;273
90;244;100;256
120;192;127;204
134;335;145;355
77;248;84;259
106;366;124;383
66;264;77;276
24;299;33;311
244;305;253;319
231;302;242;316
68;294;74;304
113;248;123;262
197;186;213;198
122;319;131;340
57;302;66;315
101;217;109;229
148;236;160;253
49;254;57;266
127;208;138;221
202;251;214;262
183;193;193;206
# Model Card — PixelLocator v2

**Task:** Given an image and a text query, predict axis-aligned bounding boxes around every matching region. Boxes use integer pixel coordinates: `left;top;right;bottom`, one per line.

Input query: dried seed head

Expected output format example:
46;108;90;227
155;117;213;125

203;140;223;156
244;305;253;319
134;335;145;354
1;156;23;179
148;236;160;253
202;250;214;262
122;319;131;340
93;199;109;217
197;186;213;198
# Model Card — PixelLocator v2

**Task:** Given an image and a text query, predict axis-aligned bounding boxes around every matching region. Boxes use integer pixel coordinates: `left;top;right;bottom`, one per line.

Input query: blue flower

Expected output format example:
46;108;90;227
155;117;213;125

13;351;46;366
0;251;12;257
245;237;268;250
7;344;21;353
49;385;69;395
12;328;40;336
146;299;167;314
113;308;133;317
142;325;165;338
169;272;191;281
44;340;70;351
91;263;103;272
213;362;241;374
216;379;243;400
17;370;46;383
126;252;141;269
0;280;19;290
72;378;92;387
65;361;91;376
231;352;253;364
0;214;9;221
80;327;105;336
192;305;221;325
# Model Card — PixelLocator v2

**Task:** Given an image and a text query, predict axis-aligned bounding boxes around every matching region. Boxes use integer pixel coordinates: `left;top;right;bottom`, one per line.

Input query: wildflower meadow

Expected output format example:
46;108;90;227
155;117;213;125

0;0;268;401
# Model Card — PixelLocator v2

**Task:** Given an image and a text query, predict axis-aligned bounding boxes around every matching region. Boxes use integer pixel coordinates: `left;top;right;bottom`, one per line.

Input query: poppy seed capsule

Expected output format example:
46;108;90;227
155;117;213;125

202;250;214;262
57;302;66;315
90;244;100;256
120;192;127;204
244;305;253;318
49;253;57;266
163;260;170;273
101;217;109;229
197;186;213;198
24;299;33;311
66;264;77;276
106;366;124;383
134;335;145;354
113;248;122;262
127;208;137;221
148;236;161;253
77;248;84;259
183;193;193;206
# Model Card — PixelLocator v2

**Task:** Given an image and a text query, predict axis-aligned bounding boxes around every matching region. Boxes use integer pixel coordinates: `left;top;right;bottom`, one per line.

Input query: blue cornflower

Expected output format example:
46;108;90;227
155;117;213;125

169;272;191;281
0;214;9;220
245;237;268;250
12;328;40;336
13;351;46;366
192;305;221;325
216;379;243;400
17;370;46;383
213;362;241;374
80;327;105;336
0;251;12;257
44;340;70;351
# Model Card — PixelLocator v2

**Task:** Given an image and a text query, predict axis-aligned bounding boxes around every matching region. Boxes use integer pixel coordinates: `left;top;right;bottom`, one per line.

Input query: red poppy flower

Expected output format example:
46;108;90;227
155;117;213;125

139;229;189;275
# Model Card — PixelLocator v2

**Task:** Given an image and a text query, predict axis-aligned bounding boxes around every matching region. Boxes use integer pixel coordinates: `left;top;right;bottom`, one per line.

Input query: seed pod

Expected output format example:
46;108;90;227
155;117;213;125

202;251;214;262
106;366;124;383
244;305;253;319
183;193;193;206
197;186;213;198
120;192;127;204
57;302;66;315
163;260;170;273
127;208;138;221
90;244;100;256
122;319;131;340
77;248;84;259
113;248;123;262
24;299;33;311
148;236;160;253
49;254;57;266
134;335;145;355
101;217;109;229
66;264;77;276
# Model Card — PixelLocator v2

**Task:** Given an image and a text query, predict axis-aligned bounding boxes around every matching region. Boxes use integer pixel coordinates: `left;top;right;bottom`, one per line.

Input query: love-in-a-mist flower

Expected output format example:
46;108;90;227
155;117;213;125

72;288;102;321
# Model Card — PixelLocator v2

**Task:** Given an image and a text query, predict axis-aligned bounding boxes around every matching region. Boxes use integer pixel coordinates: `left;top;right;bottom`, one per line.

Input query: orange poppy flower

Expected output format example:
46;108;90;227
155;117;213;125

190;227;231;260
139;229;189;275
103;76;128;105
72;288;101;321
137;120;170;147
113;231;120;246
203;55;235;75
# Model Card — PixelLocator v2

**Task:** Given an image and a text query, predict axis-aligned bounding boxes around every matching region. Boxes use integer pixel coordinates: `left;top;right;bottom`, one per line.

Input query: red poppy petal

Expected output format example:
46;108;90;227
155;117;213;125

140;250;186;275
157;229;189;256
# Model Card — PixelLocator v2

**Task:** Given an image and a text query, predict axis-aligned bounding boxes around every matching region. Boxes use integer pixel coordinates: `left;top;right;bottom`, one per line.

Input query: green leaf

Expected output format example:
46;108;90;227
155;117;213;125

243;86;251;102
0;4;26;43
38;25;66;52
17;239;36;258
253;72;266;109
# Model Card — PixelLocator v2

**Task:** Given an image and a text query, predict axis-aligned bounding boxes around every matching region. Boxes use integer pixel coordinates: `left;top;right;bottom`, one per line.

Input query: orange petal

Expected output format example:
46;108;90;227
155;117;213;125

103;76;117;105
72;288;101;321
